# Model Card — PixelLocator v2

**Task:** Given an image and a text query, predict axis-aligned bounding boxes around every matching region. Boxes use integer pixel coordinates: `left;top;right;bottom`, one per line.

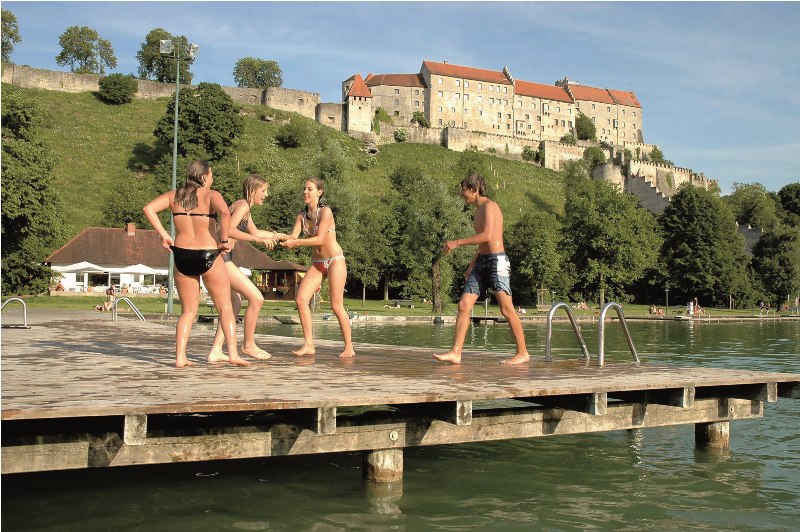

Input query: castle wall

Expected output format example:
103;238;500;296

381;124;446;146
316;102;345;131
592;162;625;191
628;160;709;197
626;174;669;215
3;64;319;118
369;84;425;127
347;95;373;134
541;140;585;171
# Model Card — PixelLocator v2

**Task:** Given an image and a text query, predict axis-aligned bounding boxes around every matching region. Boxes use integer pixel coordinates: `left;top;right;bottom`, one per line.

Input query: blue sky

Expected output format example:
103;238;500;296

5;1;799;195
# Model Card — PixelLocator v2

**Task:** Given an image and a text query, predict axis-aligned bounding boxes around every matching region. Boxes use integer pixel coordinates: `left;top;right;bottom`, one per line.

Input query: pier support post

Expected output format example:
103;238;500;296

695;421;730;449
362;448;403;482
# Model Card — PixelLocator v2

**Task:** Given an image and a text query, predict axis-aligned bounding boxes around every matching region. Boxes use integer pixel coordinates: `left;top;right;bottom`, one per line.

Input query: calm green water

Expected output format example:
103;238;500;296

4;320;799;531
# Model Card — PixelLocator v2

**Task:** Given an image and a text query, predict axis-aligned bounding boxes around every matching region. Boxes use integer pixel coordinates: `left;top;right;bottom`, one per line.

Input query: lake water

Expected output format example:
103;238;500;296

3;319;799;530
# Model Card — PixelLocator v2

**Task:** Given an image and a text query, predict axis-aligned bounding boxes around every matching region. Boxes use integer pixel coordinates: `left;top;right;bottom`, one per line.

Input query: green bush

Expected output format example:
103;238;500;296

98;73;137;104
411;111;430;128
522;145;538;162
394;128;408;142
275;119;307;148
559;133;577;145
582;146;606;169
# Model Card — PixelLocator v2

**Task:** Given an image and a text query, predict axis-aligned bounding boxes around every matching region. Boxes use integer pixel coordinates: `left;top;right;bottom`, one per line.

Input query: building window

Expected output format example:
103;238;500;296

607;106;611;112
438;106;442;112
414;89;419;95
561;120;565;126
592;103;596;110
544;103;550;111
525;114;530;119
438;78;443;84
455;93;460;99
537;116;541;121
622;109;625;115
498;112;502;118
438;118;443;125
463;122;467;128
478;95;483;102
394;111;399;116
532;103;536;109
450;120;455;127
622;132;626;137
607;119;611;125
568;121;572;127
506;113;511;119
395;99;399;105
451;107;456;113
479;110;483;116
541;126;545;131
490;97;495;104
489;85;494;92
504;87;508;94
527;124;531;130
464;94;469;100
556;107;560;113
456;80;461;87
394;88;400;94
622;122;626;128
568;109;572;115
438;91;443;98
554;119;558;125
633;123;636;129
465;81;469;88
633;111;637;117
478;83;482;90
591;117;596;123
414;101;420;106
507;124;511;129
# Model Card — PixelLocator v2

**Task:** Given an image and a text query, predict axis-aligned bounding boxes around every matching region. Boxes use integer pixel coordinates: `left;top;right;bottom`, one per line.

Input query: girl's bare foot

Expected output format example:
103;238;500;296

293;345;316;357
227;356;252;367
207;350;229;364
242;345;272;360
501;353;530;365
175;358;195;368
433;351;462;364
339;348;355;358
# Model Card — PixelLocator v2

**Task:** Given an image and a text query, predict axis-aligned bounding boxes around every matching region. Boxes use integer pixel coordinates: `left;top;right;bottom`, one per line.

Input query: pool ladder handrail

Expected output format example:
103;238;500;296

1;297;29;328
112;297;146;322
598;302;639;367
545;302;590;362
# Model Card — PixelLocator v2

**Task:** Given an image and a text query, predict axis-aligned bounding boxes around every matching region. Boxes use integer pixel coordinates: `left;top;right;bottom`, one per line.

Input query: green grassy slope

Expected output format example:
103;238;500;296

9;85;566;243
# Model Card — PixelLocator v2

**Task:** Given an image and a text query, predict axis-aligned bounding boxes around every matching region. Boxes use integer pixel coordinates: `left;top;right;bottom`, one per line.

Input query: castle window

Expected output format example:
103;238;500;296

464;94;469;101
504;87;508;94
395;99;399;105
506;113;511;119
438;78;443;84
456;80;460;87
498;112;502;118
478;95;483;102
607;119;611;125
622;109;625;115
517;101;522;107
527;124;531;130
489;85;494;92
463;122;467;128
478;83;483;90
479;110;483;116
591;117;596;123
568;109;572;115
438;106;442;112
592;103;596;110
438;119;443;125
394;111;399;116
633;123;636;129
507;124;511;129
568;121;572;127
415;89;419;95
438;91;443;98
532;103;536;109
525;114;530;119
415;101;420;106
556;107;560;113
607;106;611;112
537;116;541;121
394;88;400;94
455;93;460;99
490;98;495;104
622;122;626;128
633;111;637;117
622;132;626;137
464;81;469;88
541;126;545;131
450;120;455;127
561;120;565;126
451;107;456;113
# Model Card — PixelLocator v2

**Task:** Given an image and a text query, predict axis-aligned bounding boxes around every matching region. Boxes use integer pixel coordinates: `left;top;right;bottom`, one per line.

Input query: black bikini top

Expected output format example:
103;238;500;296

174;212;218;220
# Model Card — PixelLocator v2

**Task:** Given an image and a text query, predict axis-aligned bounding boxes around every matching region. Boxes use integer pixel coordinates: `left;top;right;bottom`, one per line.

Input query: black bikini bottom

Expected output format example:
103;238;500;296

170;246;222;276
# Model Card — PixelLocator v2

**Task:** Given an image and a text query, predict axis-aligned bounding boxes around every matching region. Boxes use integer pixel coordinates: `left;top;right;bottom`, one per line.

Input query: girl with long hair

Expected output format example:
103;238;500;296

208;174;288;362
283;178;355;358
143;160;251;368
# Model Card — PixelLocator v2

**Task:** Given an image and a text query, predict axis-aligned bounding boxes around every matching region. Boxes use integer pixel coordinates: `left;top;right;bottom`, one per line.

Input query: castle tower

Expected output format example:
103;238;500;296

343;73;373;134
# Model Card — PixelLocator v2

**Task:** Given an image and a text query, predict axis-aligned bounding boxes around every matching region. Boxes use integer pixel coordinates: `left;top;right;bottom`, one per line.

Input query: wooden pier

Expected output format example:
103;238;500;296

2;309;798;480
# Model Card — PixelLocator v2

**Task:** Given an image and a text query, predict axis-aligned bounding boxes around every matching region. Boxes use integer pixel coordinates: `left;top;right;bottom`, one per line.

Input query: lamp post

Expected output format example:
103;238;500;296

665;285;670;315
159;39;198;314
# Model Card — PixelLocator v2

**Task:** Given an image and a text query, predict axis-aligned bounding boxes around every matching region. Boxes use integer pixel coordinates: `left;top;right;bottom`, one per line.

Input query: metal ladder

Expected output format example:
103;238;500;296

1;298;31;328
112;297;146;322
545;301;639;367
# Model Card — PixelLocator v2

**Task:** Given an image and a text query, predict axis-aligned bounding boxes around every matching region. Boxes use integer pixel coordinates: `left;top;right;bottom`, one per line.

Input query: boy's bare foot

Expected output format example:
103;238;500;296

207;350;229;364
339;348;355;358
293;345;316;357
227;356;252;367
242;345;272;360
433;351;462;364
501;353;530;365
175;358;195;368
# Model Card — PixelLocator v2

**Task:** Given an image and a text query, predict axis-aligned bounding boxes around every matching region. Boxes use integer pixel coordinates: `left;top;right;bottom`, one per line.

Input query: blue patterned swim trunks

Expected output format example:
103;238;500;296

463;253;512;299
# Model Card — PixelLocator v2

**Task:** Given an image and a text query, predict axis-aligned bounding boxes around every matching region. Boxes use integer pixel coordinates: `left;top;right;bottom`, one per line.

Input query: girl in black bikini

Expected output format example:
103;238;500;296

143;160;251;368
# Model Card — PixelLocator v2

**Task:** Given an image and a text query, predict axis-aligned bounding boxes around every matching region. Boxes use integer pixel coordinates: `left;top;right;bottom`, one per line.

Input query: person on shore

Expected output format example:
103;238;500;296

143;160;250;368
434;173;529;365
208;174;289;362
282;178;355;358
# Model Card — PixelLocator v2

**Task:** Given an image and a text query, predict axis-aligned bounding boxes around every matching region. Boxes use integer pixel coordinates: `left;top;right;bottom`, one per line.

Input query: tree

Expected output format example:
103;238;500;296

777;183;800;227
559;133;576;145
1;87;65;294
136;28;193;84
98;73;138;104
506;210;563;305
561;178;661;305
101;174;158;229
659;184;753;306
751;226;800;305
232;57;282;89
582;146;606;170
55;25;116;75
1;8;21;63
153;82;244;162
575;111;596;141
411;111;430;128
648;146;674;166
724;182;780;232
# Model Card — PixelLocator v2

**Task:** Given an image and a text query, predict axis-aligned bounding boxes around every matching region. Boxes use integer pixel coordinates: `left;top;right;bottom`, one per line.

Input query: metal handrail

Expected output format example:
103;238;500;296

545;302;590;362
1;298;29;328
112;297;146;322
598;302;639;367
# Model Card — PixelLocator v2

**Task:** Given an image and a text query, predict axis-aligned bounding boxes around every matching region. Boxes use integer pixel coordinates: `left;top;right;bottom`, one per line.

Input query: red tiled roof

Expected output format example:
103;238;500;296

365;73;426;88
515;80;573;103
568;84;615;104
347;73;372;98
45;227;306;271
608;89;641;108
423;60;511;85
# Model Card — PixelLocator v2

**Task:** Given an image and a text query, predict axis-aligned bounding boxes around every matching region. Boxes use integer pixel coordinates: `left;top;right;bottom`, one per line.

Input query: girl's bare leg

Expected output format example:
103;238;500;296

208;263;239;362
235;270;269;359
293;267;323;356
327;258;355;358
204;257;250;366
174;272;201;368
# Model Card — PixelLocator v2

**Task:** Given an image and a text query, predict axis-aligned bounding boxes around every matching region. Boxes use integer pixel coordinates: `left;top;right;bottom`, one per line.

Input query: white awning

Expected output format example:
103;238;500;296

52;261;106;273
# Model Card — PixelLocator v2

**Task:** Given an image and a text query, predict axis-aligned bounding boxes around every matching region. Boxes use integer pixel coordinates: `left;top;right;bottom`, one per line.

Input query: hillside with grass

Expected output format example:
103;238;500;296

9;85;567;247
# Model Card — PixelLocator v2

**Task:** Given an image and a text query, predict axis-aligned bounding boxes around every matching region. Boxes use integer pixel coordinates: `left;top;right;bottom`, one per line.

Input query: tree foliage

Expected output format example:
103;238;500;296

410;111;430;128
582;146;606;170
1;8;21;62
98;73;138;104
777;183;800;227
559;133;576;145
232;57;282;89
659;184;752;306
136;28;193;84
750;225;800;305
506;210;563;305
575;111;596;141
1;87;65;294
724;182;780;232
561;178;662;304
153;82;244;162
55;25;116;75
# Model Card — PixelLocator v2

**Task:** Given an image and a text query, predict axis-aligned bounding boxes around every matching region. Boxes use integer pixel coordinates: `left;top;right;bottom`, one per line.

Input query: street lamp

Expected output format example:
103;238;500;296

665;285;670;315
160;39;199;314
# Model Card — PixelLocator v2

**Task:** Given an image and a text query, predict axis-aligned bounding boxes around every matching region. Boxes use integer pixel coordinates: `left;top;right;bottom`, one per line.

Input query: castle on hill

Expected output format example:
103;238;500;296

341;60;643;146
